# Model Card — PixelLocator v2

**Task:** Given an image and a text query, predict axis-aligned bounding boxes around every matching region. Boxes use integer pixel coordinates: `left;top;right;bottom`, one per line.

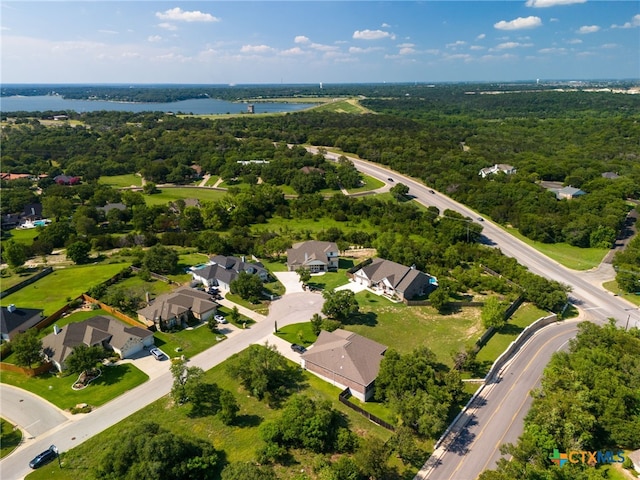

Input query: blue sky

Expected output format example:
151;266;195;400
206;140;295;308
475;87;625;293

1;1;638;84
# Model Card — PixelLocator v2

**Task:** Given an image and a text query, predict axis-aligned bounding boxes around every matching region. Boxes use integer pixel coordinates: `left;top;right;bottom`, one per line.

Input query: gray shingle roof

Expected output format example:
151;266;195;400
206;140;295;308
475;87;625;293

287;241;338;269
0;306;44;339
137;287;217;322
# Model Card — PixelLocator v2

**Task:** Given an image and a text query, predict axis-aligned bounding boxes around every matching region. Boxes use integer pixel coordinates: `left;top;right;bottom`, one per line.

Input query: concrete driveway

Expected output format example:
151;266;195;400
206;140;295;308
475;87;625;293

273;271;304;294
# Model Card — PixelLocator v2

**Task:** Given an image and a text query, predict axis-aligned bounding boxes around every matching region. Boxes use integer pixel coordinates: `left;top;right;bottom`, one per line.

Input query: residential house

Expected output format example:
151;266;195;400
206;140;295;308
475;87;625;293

286;240;339;273
601;172;620;179
53;174;80;185
352;257;437;301
479;164;517;178
137;287;218;331
555;186;586;200
0;305;44;341
22;203;43;221
42;315;154;371
0;173;32;181
191;255;269;290
301;329;387;402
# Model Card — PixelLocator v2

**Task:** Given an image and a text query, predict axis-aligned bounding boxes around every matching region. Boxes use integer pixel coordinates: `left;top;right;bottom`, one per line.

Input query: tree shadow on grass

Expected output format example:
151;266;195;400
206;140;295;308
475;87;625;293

234;414;262;428
92;365;127;386
343;311;378;327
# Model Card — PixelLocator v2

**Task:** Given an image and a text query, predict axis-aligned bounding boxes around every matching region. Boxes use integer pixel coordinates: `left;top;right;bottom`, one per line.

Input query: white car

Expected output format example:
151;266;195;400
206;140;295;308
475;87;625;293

149;348;165;361
214;314;227;324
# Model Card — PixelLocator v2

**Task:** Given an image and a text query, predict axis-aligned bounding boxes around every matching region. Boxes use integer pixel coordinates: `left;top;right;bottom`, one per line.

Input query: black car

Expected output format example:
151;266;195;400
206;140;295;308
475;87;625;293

29;446;57;469
291;344;306;354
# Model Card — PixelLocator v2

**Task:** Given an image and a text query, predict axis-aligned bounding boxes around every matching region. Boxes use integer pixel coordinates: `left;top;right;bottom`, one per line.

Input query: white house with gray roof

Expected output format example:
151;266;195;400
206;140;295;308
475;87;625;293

190;255;269;290
286;240;339;273
352;257;437;301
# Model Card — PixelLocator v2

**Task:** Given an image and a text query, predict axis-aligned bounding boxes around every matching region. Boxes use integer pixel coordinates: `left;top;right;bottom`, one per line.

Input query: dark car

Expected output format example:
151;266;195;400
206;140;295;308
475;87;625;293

387;177;394;182
29;446;57;469
291;344;306;354
429;189;435;194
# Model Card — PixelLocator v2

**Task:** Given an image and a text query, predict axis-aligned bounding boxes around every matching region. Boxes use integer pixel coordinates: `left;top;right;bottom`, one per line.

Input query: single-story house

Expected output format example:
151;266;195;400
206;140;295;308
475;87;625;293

601;171;620;179
191;255;268;290
42;315;154;371
479;164;516;178
53;174;80;185
301;329;387;402
352;257;437;301
555;186;586;200
0;305;44;341
286;240;339;273
137;287;218;331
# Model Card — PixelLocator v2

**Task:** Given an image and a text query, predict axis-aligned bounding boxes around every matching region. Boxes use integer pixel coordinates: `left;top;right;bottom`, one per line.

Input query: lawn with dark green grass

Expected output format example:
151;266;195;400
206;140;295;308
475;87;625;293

475;303;551;377
0;262;131;315
1;227;41;246
1;418;22;459
0;363;148;411
275;322;317;347
224;293;270;316
26;354;404;480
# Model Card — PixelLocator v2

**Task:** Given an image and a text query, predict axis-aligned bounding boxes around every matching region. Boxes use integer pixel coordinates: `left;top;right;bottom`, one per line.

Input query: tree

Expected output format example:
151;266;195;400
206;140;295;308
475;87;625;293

481;296;508;329
428;284;449;312
170;358;204;405
42;195;74;221
296;266;312;287
66;241;91;264
12;329;43;368
310;313;324;336
218;389;240;425
322;289;359;320
65;344;105;375
230;306;240;324
221;462;277;480
142;182;158;195
390;183;410;200
230;271;264;303
3;240;27;270
354;437;389;480
143;244;179;274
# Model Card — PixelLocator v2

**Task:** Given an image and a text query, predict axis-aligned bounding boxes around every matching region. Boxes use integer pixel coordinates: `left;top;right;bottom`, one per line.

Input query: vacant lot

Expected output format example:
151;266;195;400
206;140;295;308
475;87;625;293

100;174;141;188
143;187;226;206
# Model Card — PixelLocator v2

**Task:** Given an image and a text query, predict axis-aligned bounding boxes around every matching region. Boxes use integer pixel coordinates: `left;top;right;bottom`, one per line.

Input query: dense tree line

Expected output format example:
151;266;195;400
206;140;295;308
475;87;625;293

479;321;640;480
612;233;640;293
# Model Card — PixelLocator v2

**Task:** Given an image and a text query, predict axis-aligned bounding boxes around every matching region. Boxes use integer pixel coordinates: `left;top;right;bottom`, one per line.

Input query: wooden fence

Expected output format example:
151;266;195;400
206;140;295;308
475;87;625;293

0;361;53;377
130;266;174;284
81;294;151;328
338;388;395;432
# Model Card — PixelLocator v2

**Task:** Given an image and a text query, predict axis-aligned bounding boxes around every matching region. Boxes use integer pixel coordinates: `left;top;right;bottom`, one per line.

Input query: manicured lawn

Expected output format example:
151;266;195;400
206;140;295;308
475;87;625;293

256;214;373;238
26;354;402;480
143;187;227;206
603;280;640;306
204;175;220;186
1;226;41;245
153;324;227;359
312;98;372;114
307;268;352;291
475;303;551;376
0;266;47;291
346;174;385;193
100;174;141;188
225;293;270;316
0;418;22;459
275;322;317;347
216;305;254;328
505;226;608;270
0;262;131;315
0;363;148;411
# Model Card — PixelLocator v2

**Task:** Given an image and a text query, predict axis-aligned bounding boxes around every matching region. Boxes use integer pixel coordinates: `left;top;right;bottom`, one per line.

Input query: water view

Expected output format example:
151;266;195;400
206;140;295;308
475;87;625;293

0;95;315;115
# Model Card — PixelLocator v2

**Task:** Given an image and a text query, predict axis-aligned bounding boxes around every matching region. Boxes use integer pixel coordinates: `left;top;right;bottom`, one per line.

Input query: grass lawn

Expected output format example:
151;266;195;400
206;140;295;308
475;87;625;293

0;266;48;292
0;262;130;315
307;269;352;291
225;293;270;316
204;175;220;186
143;187;226;206
1;418;22;459
26;354;404;480
100;174;141;188
346;174;385;193
215;305;254;328
0;363;148;411
1;227;41;246
255;214;373;238
153;323;227;359
603;280;640;307
505;226;608;270
275;322;317;347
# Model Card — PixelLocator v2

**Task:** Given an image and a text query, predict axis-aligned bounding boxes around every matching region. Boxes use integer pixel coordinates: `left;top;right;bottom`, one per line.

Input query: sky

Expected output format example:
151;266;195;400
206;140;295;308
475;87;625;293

1;1;639;84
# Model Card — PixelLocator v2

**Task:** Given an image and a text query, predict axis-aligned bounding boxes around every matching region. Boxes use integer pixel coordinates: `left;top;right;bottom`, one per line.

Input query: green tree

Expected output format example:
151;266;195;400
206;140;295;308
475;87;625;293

142;182;158;195
428;284;449;312
230;271;264;303
481;296;508;329
322;289;359;320
42;195;74;221
66;241;91;264
218;389;240;425
3;240;28;270
310;313;324;336
354;437;389;480
65;344;105;375
143;244;179;274
296;266;312;287
221;462;277;480
12;328;43;368
390;183;410;200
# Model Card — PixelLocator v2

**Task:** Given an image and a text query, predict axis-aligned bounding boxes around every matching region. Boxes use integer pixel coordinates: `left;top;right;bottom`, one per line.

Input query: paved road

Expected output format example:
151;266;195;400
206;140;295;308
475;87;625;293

0;288;323;480
308;147;640;479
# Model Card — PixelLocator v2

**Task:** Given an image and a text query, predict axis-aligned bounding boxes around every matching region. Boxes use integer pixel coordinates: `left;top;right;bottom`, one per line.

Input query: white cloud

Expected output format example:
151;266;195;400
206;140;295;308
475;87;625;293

98;30;118;35
310;43;339;52
470;45;485;51
147;35;162;43
240;44;273;54
494;16;542;30
443;53;473;62
538;47;567;54
158;22;178;31
566;38;583;44
578;25;600;34
476;33;486;40
525;0;586;7
600;43;617;49
494;42;533;50
611;14;640;29
280;47;305;56
349;46;380;54
399;47;416;55
353;29;395;40
381;23;391;28
294;35;310;44
446;40;466;49
156;7;219;23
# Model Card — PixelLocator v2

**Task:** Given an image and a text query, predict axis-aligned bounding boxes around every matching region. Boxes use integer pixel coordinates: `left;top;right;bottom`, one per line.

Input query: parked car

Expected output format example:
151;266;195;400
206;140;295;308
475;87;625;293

149;348;165;361
291;344;306;354
215;314;227;324
29;446;57;469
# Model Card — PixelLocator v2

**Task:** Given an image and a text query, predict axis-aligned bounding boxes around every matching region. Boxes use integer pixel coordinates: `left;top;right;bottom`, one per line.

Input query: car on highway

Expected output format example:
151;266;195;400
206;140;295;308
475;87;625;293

29;446;57;469
291;344;306;354
149;348;165;361
477;217;484;222
387;177;394;182
214;314;227;324
429;189;435;194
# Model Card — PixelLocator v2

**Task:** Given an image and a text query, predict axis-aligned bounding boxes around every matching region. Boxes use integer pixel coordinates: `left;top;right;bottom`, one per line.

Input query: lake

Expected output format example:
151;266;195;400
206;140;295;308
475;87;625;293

0;95;315;114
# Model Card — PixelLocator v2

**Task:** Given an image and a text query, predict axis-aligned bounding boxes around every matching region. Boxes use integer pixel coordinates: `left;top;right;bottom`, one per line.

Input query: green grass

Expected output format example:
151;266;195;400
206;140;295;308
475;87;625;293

1;418;22;459
346;174;385;193
603;280;640;307
143;187;226;206
0;266;48;291
312;98;373;114
26;354;402;480
204;175;221;186
0;262;130;315
275;322;317;346
153;324;227;359
215;305;254;328
1;227;41;246
254;215;374;239
224;293;270;316
307;269;352;291
505;226;608;270
475;304;550;376
0;363;148;411
100;174;141;188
